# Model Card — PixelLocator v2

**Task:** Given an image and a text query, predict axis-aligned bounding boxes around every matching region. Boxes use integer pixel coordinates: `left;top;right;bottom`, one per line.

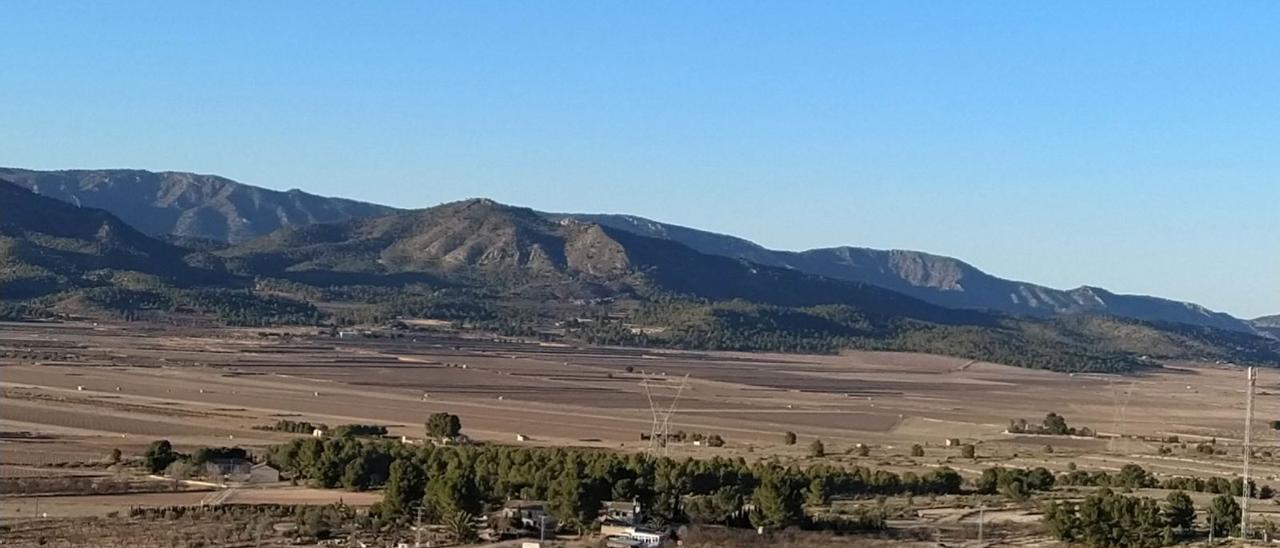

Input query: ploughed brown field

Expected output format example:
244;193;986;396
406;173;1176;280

5;320;1280;524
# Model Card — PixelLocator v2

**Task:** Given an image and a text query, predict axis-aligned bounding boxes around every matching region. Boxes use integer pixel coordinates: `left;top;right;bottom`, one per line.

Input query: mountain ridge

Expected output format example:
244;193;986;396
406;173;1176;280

0;167;398;243
1254;314;1280;339
4;167;1261;335
3;182;1278;372
220;198;983;325
215;199;1280;370
559;213;1259;335
0;179;227;298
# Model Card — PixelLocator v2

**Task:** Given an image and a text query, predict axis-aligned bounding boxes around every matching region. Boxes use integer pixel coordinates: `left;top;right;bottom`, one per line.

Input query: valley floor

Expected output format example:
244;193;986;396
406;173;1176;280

2;320;1279;545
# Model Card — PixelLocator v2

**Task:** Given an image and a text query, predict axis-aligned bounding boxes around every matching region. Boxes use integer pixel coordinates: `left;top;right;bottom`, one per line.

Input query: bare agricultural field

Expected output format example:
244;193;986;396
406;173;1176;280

4;321;1280;499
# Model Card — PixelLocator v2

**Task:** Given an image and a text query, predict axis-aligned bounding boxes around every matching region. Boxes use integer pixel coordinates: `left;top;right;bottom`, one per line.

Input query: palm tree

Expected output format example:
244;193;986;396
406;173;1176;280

443;510;479;543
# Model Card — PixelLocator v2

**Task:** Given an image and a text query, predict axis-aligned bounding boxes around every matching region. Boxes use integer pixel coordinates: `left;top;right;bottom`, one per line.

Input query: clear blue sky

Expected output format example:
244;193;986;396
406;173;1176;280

3;2;1277;317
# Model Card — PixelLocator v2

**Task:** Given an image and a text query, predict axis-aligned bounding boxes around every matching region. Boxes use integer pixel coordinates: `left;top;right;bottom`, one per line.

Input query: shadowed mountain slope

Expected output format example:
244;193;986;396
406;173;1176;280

561;213;1257;334
0;179;220;297
1;168;397;243
223;199;984;325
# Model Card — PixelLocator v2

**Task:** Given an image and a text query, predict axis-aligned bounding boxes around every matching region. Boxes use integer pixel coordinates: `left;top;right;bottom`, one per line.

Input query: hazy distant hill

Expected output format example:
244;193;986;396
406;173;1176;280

562;213;1258;334
0;168;397;243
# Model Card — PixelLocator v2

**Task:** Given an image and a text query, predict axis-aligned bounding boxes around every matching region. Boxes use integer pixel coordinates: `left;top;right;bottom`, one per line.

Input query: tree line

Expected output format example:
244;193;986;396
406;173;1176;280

1044;489;1241;546
265;436;964;532
1057;463;1274;499
570;298;1157;373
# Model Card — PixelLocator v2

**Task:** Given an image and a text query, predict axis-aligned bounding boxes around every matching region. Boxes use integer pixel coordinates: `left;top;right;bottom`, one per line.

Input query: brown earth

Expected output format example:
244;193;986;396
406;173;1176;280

3;320;1280;529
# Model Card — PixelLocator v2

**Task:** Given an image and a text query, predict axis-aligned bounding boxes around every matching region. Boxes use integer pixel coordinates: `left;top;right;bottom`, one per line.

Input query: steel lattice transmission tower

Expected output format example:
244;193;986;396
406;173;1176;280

641;373;690;455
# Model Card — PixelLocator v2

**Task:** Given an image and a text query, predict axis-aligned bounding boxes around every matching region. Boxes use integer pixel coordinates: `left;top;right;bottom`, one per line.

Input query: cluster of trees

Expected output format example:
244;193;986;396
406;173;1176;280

265;437;965;532
129;503;363;541
296;283;531;331
1;476;186;496
976;467;1057;500
0;302;52;321
253;420;387;438
1057;463;1274;499
569;298;1159;373
143;441;252;476
425;413;463;440
1043;489;1236;546
168;288;321;326
144;440;182;473
191;446;249;465
269;436;395;491
572;300;879;355
25;286;321;326
330;424;389;438
1008;413;1094;437
688;432;726;447
642;430;726;447
255;419;325;434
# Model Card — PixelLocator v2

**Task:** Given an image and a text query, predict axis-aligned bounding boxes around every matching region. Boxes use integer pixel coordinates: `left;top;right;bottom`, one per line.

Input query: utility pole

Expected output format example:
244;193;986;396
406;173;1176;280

415;506;423;548
540;514;547;543
977;504;984;544
1242;366;1257;540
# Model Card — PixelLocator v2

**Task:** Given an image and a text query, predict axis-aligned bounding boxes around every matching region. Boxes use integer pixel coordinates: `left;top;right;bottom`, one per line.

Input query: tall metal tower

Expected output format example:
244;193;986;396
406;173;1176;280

641;373;689;455
1242;366;1257;540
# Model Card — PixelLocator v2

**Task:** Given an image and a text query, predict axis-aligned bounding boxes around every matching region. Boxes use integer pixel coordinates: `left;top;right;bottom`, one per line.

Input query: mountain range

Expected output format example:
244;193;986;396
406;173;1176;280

0;168;396;244
559;214;1261;334
219;197;980;325
4;168;1262;335
2;174;1278;372
0;180;222;299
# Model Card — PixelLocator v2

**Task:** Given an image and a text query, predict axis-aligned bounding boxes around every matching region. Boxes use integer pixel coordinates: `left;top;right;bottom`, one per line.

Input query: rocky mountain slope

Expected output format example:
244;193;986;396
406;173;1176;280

225;201;1279;370
0;168;397;243
0;181;321;324
3;183;1276;371
562;213;1258;334
4;166;1263;338
1254;315;1280;339
222;199;976;324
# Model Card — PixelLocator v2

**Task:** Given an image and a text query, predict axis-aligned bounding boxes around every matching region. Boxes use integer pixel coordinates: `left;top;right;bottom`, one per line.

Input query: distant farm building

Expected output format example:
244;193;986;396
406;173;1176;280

204;459;252;482
503;500;557;530
600;500;643;526
944;438;961;447
248;463;280;484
